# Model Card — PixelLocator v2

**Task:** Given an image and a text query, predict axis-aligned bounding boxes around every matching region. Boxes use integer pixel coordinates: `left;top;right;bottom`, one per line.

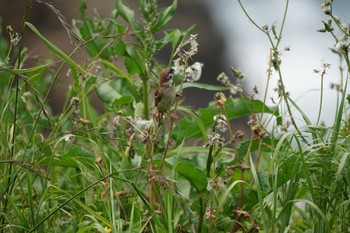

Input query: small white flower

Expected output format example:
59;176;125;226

275;123;289;138
188;34;199;56
112;115;120;128
173;57;185;75
63;133;75;142
10;32;21;46
21;92;31;103
276;124;288;135
174;34;199;57
184;62;203;82
208;133;225;147
228;83;243;95
231;67;244;79
334;41;349;54
214;114;227;132
217;72;229;84
94;64;102;74
135;117;153;131
70;97;79;106
66;69;72;77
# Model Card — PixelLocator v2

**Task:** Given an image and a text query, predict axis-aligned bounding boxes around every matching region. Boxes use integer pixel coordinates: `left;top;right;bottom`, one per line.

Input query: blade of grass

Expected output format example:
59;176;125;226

249;154;267;232
330;75;348;151
25;22;86;75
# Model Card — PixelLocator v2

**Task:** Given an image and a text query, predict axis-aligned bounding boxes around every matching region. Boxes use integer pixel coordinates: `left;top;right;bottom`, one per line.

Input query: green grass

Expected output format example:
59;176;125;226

1;0;350;232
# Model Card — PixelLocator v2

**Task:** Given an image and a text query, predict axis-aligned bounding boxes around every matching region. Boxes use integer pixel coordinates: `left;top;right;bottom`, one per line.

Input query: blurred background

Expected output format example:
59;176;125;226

1;0;349;125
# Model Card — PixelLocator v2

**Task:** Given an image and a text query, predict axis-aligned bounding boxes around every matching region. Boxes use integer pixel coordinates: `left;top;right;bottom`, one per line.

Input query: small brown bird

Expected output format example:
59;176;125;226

154;68;176;124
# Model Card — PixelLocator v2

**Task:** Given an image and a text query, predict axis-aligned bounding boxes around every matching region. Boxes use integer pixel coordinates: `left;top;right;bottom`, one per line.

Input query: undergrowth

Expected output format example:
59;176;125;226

0;0;349;232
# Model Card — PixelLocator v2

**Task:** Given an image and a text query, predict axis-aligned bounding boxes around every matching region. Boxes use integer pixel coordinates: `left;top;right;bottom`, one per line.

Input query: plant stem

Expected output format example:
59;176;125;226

142;76;149;119
316;74;324;125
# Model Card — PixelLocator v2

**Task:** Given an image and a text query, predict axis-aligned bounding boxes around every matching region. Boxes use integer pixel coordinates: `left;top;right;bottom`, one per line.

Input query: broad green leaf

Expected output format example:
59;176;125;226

172;97;280;142
96;80;122;103
225;97;277;119
176;160;207;192
124;57;141;75
124;44;144;75
112;95;133;107
113;39;127;56
257;170;270;193
101;59;140;101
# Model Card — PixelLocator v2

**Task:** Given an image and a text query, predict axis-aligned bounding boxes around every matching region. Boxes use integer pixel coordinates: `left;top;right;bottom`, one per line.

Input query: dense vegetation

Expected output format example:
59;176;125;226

1;0;349;232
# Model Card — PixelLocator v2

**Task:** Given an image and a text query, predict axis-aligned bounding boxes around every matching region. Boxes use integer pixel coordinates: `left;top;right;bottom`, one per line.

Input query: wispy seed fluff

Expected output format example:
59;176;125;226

184;62;204;82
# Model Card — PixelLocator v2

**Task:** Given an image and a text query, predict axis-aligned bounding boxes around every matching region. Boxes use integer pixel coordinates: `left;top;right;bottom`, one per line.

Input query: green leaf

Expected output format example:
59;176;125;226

122;44;145;75
237;138;273;159
331;77;348;151
166;29;184;48
113;39;127;56
225;97;277;119
335;152;349;181
257;170;270;193
124;57;141;75
112;95;133;107
79;2;110;58
115;0;140;32
152;0;178;31
173;97;280;142
178;82;228;92
96;80;122;103
176;160;207;192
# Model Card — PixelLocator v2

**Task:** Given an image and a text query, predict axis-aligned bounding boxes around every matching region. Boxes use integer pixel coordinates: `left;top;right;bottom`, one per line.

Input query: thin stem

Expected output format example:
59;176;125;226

143;76;149;119
158;117;175;171
237;0;265;33
206;146;213;178
316;75;324;125
197;197;205;233
276;0;290;48
259;48;273;124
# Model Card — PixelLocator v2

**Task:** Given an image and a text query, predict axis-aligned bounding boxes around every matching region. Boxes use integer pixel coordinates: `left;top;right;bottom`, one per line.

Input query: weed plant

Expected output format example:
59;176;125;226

0;0;350;232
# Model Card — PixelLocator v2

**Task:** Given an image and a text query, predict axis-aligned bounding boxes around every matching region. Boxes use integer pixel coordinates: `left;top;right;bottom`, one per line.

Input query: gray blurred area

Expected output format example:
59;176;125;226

0;0;228;113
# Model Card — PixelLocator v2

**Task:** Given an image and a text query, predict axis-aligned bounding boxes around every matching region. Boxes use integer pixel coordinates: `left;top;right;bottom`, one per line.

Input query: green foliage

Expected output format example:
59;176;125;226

1;0;350;232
